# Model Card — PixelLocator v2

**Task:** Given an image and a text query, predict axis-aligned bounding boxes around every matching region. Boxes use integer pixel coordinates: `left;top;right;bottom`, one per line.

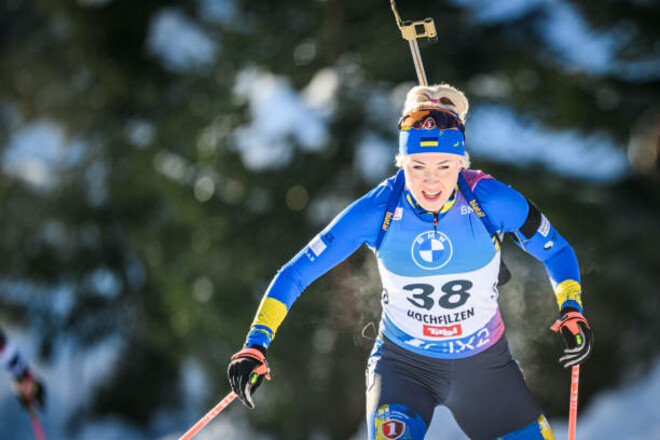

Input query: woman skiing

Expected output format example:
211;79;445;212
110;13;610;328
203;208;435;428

0;328;45;410
228;83;592;439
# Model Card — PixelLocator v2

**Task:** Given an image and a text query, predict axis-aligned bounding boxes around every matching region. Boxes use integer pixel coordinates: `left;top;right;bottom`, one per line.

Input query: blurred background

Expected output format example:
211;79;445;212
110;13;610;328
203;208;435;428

0;0;659;439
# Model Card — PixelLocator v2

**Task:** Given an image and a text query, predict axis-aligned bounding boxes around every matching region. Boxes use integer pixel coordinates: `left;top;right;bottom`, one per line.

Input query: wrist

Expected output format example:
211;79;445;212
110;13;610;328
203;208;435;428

233;346;268;363
559;306;581;316
245;344;267;357
246;326;274;350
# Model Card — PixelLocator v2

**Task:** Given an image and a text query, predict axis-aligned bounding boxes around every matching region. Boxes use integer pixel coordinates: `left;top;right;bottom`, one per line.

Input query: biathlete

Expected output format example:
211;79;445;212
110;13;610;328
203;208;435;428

228;83;593;439
0;328;45;410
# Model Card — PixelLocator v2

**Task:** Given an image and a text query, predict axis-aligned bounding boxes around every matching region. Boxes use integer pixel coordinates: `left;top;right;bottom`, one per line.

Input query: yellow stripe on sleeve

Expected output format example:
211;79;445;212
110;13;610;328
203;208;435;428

554;279;582;310
251;297;288;336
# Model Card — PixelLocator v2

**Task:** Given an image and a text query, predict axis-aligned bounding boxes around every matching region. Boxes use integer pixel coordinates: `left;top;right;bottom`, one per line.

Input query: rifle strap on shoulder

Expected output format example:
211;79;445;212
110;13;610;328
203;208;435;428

375;169;406;250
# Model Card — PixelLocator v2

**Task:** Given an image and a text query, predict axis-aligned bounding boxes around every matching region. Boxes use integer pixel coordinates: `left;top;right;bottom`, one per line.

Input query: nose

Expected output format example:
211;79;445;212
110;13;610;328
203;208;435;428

424;168;440;183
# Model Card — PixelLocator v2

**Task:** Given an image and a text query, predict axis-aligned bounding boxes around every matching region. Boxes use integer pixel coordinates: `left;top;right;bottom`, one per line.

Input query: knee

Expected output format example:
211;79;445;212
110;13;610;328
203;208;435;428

500;414;555;440
368;403;427;440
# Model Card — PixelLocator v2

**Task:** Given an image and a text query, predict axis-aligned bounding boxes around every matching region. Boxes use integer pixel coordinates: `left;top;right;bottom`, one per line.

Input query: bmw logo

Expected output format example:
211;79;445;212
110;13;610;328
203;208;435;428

411;231;453;270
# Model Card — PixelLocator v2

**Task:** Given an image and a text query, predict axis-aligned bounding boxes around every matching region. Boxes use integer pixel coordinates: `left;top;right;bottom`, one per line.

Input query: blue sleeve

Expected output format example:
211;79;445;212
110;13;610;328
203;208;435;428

245;180;392;348
474;178;583;312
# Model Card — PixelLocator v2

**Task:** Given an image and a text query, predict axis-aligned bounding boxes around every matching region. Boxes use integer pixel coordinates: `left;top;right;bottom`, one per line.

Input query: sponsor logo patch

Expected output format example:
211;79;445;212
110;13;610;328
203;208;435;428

538;214;550;237
381;420;405;439
309;234;327;257
393;206;403;221
423;117;436;129
423;324;463;338
411;231;453;270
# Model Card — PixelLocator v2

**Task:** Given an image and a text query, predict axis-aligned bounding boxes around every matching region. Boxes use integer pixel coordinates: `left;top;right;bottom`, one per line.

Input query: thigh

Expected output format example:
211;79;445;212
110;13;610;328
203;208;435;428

365;340;434;440
445;338;542;440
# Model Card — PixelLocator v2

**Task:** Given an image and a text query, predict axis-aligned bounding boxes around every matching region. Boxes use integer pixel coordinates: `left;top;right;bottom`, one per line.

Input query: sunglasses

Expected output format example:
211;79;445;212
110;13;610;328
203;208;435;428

398;108;464;133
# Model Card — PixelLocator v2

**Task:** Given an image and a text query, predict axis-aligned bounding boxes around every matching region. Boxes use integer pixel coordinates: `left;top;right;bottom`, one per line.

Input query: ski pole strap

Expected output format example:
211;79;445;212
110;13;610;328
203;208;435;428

232;348;271;380
551;311;589;335
376;169;406;250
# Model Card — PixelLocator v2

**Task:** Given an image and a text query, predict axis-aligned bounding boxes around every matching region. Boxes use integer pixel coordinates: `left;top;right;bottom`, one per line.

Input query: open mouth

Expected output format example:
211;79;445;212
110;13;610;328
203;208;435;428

422;190;442;200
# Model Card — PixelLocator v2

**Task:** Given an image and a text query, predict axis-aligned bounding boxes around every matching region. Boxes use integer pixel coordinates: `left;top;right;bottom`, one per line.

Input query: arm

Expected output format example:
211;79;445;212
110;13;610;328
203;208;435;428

228;181;391;408
474;177;592;367
245;182;391;349
474;178;583;312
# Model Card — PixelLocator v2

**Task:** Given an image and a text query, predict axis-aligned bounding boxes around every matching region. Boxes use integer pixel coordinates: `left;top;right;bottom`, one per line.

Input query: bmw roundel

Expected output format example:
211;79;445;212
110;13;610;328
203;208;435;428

411;230;453;270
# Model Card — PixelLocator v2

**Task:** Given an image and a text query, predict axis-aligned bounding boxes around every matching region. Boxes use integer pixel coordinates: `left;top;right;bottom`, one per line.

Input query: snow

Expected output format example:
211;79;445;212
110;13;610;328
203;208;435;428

2;120;66;188
354;132;397;184
539;2;620;76
466;105;629;182
197;0;238;26
448;0;653;79
551;361;660;440
1;325;659;439
449;0;546;24
146;8;217;74
232;68;331;171
228;66;628;181
351;357;660;439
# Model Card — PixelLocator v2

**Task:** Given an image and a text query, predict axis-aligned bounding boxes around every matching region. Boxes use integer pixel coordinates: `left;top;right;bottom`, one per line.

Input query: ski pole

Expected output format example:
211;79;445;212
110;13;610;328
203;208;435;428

28;404;46;440
390;0;438;86
178;391;238;440
568;365;580;440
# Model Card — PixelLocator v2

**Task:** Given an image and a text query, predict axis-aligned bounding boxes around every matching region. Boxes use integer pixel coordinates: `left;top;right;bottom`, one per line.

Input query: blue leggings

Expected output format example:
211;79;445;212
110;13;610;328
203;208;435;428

366;335;555;439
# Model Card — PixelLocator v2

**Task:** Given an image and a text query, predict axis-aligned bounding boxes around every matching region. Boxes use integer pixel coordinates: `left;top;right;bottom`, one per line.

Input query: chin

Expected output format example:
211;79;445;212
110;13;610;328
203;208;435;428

419;202;444;212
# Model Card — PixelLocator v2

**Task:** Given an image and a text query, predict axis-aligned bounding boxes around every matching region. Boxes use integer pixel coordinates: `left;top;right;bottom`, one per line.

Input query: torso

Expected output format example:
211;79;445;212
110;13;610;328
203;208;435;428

376;174;505;359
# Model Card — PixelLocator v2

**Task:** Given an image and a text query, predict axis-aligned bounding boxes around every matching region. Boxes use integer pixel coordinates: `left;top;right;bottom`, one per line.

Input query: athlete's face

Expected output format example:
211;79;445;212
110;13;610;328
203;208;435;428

402;153;463;213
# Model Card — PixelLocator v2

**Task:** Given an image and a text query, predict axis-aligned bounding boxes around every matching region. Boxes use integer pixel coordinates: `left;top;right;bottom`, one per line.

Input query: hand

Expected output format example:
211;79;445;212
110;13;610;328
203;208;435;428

550;309;593;368
227;346;271;409
12;369;45;410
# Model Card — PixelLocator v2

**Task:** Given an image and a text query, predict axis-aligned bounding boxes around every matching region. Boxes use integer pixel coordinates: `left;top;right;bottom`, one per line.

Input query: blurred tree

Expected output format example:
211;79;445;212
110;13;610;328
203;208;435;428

0;0;658;438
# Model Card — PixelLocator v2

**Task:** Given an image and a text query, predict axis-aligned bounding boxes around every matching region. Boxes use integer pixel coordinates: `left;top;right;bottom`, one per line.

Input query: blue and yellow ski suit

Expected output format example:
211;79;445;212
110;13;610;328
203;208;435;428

243;169;581;439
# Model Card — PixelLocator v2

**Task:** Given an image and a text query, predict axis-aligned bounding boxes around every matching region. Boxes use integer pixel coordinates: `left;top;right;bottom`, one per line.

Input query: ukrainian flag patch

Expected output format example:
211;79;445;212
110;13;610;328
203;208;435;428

420;137;439;147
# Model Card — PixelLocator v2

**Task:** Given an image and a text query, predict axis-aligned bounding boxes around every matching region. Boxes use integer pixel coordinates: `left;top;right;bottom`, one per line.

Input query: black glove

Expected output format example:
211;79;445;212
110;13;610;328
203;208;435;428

550;308;593;368
227;345;270;409
12;369;45;410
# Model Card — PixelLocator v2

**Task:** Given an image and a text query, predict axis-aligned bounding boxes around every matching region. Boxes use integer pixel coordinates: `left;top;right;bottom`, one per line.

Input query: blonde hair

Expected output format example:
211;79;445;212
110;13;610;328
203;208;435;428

399;83;471;168
402;83;469;123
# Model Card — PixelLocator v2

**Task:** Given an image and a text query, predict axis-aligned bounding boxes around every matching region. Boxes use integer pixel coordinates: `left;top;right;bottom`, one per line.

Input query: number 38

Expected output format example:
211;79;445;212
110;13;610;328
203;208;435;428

403;280;472;310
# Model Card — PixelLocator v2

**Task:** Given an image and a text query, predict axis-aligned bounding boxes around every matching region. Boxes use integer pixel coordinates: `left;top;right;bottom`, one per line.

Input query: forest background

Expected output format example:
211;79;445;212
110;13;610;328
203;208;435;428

0;0;659;439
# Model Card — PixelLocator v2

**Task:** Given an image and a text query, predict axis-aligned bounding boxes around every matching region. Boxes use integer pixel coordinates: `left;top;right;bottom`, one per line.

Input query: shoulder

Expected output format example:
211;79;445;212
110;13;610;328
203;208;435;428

359;173;398;208
468;170;529;230
330;174;396;225
322;174;397;247
468;170;523;203
462;169;495;191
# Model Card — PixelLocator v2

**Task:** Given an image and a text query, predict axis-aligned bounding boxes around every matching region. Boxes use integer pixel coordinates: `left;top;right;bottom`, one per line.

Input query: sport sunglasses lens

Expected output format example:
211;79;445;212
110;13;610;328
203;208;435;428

398;109;463;131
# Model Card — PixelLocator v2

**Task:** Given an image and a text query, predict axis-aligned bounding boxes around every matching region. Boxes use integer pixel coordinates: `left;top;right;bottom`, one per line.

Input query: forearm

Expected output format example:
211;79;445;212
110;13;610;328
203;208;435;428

544;245;582;312
245;269;302;349
514;225;582;312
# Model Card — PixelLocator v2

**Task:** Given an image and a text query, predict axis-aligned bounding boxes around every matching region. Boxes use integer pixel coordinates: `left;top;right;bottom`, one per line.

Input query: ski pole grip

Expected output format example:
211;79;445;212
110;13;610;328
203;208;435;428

232;347;271;380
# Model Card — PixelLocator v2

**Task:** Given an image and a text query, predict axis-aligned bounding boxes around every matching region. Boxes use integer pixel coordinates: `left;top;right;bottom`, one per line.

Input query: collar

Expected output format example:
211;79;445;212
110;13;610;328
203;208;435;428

404;186;458;217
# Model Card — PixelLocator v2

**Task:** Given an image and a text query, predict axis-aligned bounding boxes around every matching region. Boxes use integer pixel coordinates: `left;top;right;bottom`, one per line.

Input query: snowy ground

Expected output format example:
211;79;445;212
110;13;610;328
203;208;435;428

1;325;659;439
354;358;660;439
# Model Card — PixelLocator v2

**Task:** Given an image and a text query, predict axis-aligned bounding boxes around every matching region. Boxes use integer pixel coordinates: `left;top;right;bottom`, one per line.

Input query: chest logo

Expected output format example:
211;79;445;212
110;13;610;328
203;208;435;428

411;230;453;270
